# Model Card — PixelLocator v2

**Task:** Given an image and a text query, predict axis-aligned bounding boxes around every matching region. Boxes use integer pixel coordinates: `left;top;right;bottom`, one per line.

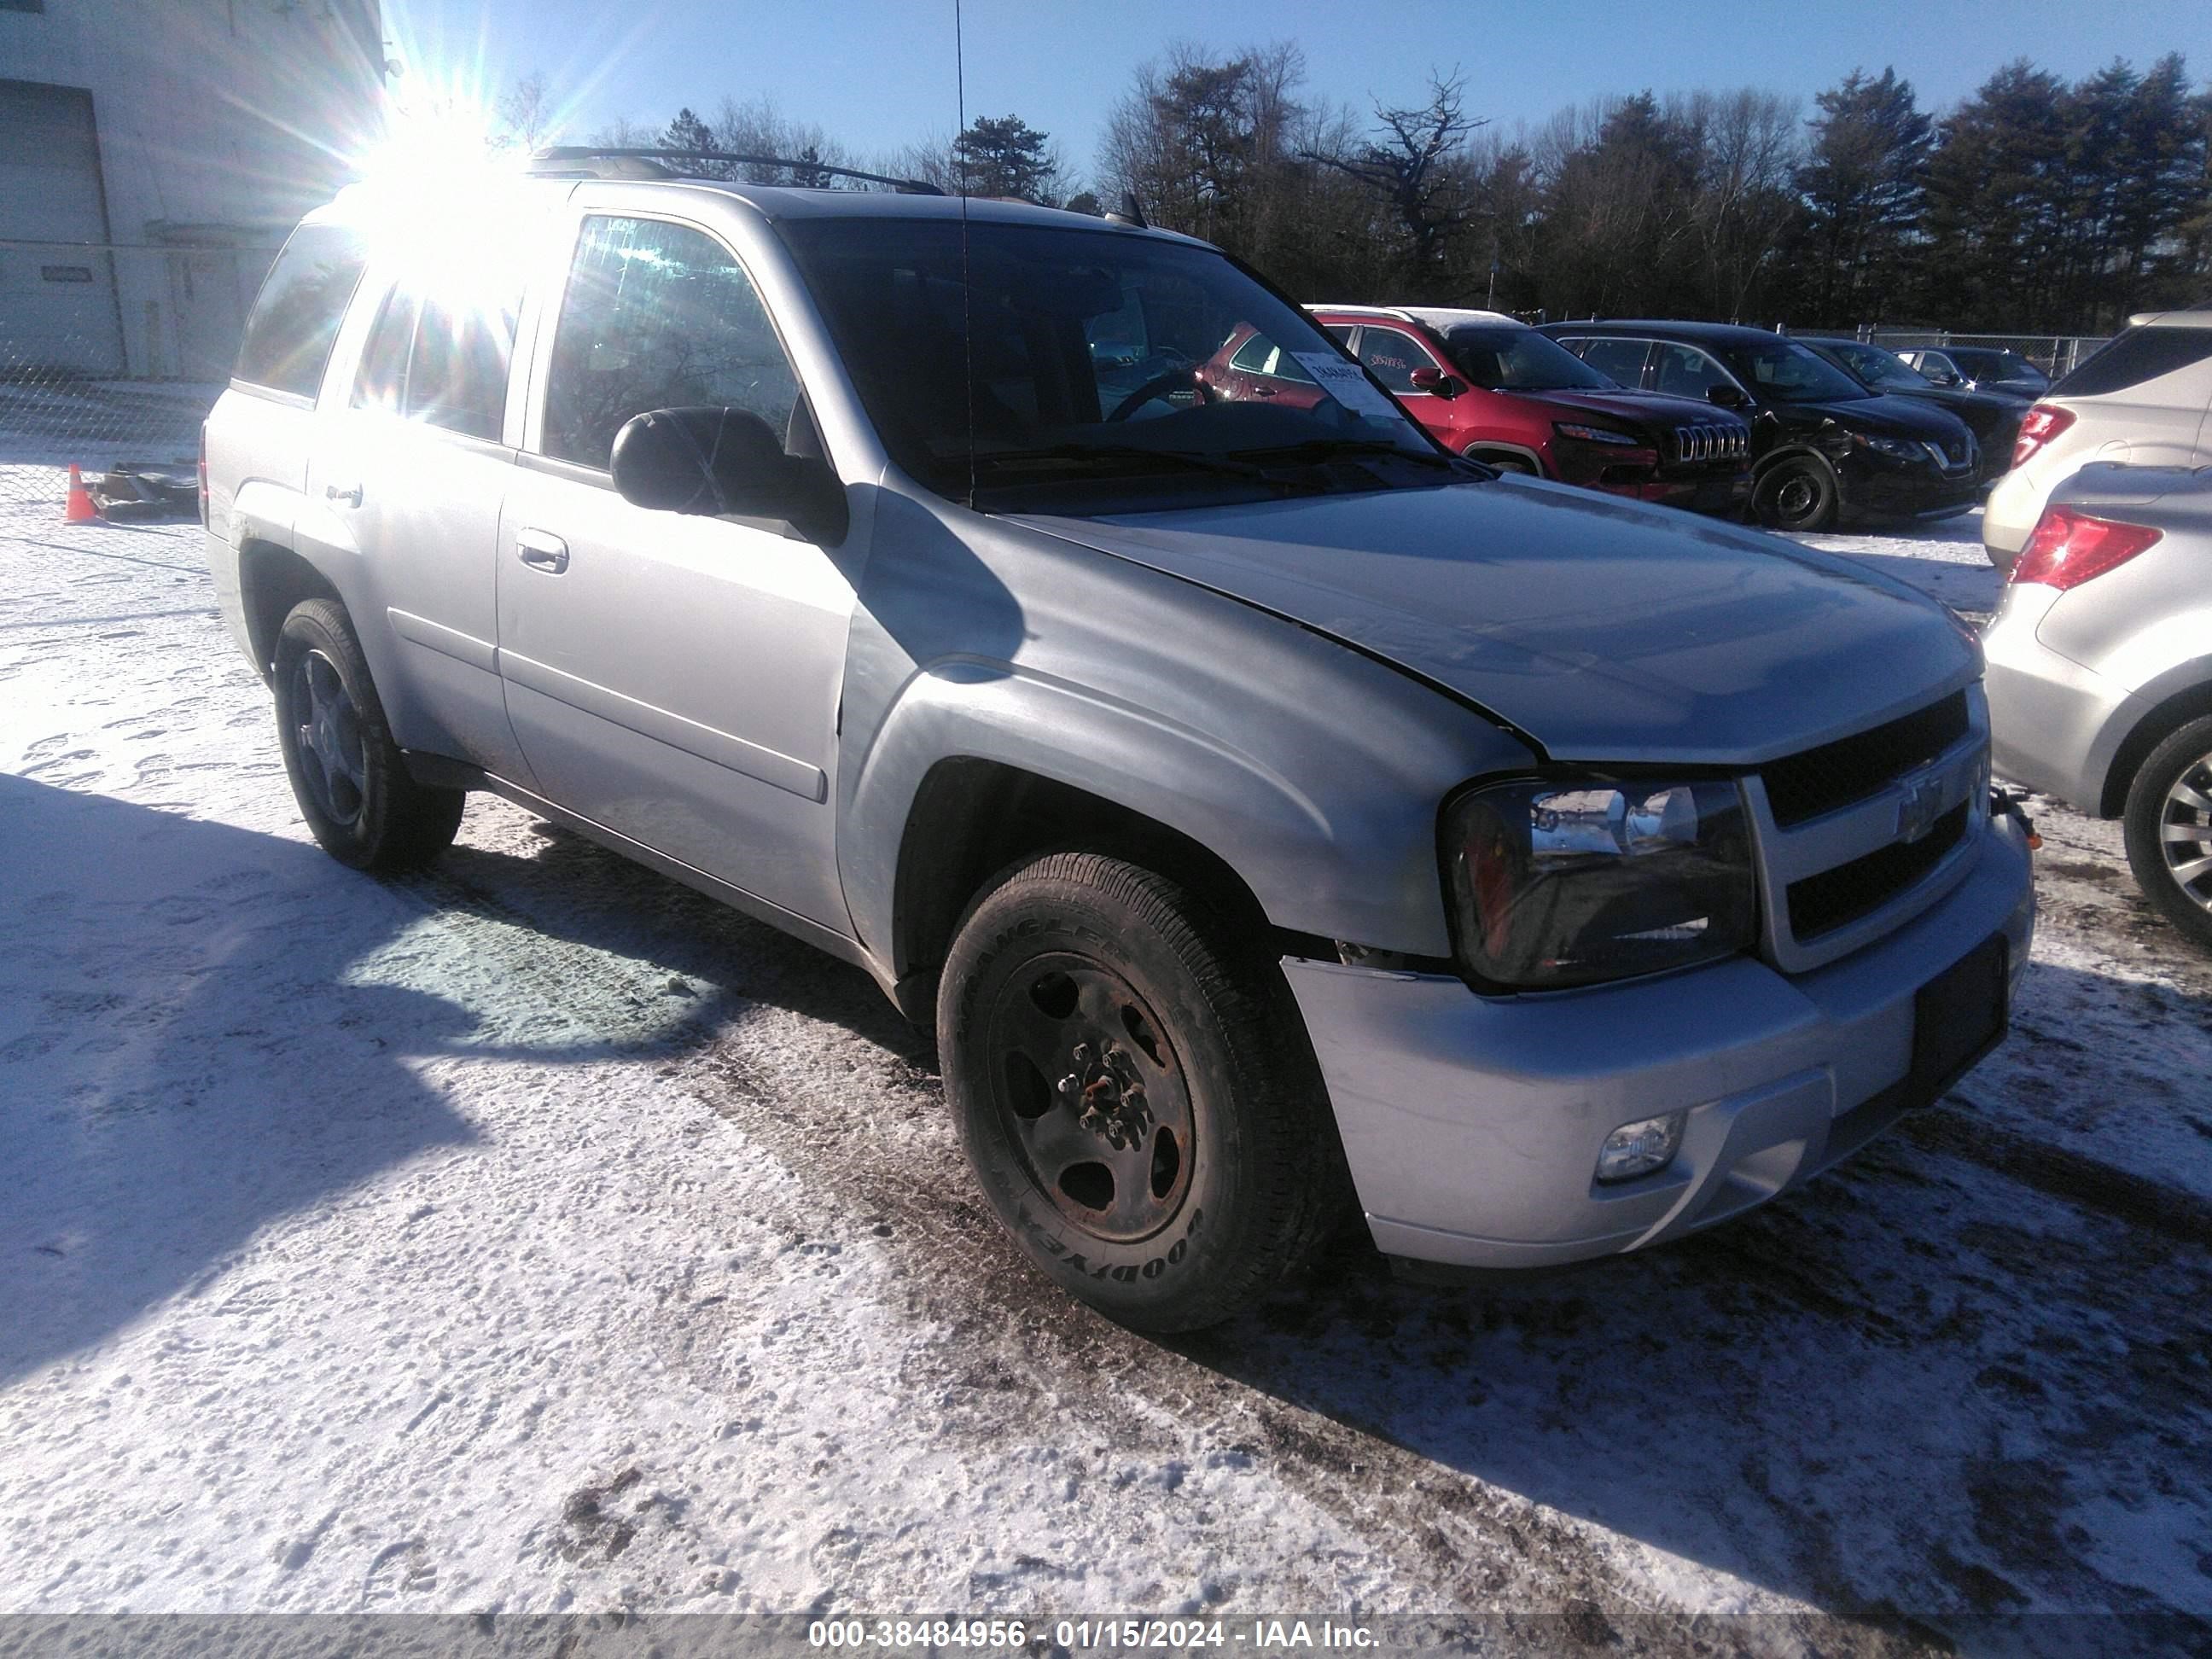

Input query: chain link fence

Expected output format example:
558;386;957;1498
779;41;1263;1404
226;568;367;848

1;240;271;524
1855;327;2110;380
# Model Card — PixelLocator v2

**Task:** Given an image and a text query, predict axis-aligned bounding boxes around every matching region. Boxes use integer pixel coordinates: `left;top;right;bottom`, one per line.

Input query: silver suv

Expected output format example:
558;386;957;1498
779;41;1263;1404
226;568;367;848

1984;462;2212;948
203;155;2035;1330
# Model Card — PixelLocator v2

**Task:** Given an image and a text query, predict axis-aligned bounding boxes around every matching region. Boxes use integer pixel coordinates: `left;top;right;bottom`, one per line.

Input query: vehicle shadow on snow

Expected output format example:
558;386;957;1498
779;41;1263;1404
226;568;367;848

0;773;492;1386
1173;986;2212;1627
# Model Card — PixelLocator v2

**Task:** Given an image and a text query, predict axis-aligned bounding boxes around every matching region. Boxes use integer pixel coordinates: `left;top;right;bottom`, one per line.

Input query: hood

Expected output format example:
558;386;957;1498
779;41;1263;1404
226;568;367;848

1772;393;1971;441
1510;387;1746;434
1012;479;1976;766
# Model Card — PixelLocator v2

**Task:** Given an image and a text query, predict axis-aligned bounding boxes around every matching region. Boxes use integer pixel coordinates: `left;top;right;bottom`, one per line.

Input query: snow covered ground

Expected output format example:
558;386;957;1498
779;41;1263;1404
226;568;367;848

1;483;2207;1649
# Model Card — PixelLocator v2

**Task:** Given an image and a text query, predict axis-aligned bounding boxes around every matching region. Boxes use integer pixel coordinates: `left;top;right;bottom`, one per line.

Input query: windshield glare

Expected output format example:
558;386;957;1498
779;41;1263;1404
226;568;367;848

1444;325;1615;392
1722;339;1869;403
1950;347;2046;383
1826;342;1923;389
778;218;1436;503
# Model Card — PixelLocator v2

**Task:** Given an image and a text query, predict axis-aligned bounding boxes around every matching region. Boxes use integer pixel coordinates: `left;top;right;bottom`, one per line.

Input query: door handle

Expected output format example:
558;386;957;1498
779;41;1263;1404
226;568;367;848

515;528;569;574
325;482;362;508
1252;384;1278;398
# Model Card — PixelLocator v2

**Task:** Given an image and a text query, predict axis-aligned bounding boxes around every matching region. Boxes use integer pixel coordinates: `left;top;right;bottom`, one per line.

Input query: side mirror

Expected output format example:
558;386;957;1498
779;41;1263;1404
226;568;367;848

1925;369;1960;387
1705;383;1749;409
1408;366;1464;399
611;406;846;540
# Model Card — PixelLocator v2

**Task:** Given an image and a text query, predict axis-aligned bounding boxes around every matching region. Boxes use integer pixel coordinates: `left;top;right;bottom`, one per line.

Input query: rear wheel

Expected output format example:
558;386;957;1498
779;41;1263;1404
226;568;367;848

2122;715;2212;951
938;850;1349;1331
1472;451;1539;476
1752;456;1840;532
273;597;464;871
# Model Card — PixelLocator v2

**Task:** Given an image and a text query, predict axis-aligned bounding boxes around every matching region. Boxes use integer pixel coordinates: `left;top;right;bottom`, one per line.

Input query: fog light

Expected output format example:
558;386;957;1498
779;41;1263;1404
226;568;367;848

1595;1111;1686;1183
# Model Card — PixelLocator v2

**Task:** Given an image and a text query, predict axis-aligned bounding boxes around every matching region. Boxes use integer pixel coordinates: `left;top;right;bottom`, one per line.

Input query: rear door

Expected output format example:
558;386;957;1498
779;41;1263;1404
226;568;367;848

305;265;531;778
495;209;857;930
1570;336;1656;391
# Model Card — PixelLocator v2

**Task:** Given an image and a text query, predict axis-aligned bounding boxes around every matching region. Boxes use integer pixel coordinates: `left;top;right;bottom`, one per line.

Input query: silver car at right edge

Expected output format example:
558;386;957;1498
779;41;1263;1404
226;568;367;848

1982;306;2212;571
1983;460;2212;947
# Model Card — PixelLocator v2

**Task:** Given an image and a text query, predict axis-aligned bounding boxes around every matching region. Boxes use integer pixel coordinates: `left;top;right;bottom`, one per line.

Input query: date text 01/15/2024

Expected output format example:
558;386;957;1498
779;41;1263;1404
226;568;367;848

805;1621;1380;1651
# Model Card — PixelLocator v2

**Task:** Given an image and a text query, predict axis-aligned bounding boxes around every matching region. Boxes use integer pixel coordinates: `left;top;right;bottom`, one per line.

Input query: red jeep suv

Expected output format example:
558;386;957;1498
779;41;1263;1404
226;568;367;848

1208;306;1749;514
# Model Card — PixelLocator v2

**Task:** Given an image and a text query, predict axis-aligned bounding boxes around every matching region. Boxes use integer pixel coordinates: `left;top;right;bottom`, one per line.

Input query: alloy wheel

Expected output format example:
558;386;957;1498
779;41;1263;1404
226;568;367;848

290;649;367;827
2157;750;2212;917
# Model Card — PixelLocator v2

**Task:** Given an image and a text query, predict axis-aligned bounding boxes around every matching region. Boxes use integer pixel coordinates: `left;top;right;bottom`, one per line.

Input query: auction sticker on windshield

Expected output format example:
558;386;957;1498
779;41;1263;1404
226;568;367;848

1289;352;1406;422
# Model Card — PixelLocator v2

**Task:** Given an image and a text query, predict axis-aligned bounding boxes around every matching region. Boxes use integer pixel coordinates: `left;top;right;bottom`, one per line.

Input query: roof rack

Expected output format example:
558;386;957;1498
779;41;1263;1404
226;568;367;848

527;147;944;195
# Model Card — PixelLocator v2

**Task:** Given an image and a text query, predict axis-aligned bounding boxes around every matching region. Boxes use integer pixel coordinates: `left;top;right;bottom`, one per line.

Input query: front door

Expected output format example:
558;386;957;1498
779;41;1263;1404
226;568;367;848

496;212;857;931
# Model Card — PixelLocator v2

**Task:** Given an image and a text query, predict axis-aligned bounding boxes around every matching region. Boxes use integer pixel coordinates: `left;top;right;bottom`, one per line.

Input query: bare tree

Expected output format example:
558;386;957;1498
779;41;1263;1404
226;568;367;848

493;71;556;153
1305;72;1485;297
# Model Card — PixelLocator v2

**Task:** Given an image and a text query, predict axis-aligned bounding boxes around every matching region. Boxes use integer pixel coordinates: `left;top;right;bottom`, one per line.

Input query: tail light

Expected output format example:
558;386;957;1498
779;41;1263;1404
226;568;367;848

2011;404;2075;469
197;422;209;527
2011;505;2161;590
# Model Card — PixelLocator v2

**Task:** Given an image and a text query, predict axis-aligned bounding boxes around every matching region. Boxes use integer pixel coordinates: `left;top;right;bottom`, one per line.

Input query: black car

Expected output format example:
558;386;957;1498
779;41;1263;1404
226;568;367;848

1538;320;1983;532
1898;346;2052;399
1797;335;2027;483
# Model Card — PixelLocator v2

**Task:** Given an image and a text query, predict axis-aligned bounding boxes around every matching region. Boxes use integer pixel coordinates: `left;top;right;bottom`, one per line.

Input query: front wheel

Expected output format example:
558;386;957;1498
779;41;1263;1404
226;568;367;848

2122;715;2212;952
938;851;1349;1331
272;597;464;871
1751;457;1840;532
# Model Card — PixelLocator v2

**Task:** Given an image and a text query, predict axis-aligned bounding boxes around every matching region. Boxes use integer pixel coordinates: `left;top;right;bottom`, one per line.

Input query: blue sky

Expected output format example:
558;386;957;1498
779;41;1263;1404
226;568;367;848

380;0;2206;181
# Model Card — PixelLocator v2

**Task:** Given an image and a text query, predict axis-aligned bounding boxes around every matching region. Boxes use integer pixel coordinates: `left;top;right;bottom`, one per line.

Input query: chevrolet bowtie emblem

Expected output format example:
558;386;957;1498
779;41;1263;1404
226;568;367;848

1896;771;1944;843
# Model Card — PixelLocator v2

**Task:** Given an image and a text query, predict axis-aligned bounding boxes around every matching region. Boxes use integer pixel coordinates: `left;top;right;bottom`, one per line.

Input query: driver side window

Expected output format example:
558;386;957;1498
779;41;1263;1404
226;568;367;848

1653;345;1732;400
1358;328;1438;392
541;215;800;469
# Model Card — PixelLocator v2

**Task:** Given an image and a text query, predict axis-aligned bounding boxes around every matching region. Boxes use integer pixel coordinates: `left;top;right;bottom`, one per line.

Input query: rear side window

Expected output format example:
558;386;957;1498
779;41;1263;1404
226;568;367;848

408;294;516;440
352;288;417;412
1575;337;1652;388
2054;327;2212;399
541;215;800;469
349;281;517;441
234;224;370;399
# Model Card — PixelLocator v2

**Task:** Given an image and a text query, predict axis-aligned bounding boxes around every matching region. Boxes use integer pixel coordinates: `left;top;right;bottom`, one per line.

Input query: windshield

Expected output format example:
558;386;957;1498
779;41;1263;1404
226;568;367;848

1442;325;1616;392
1821;341;1926;391
1950;347;2046;385
1720;338;1870;403
778;218;1439;506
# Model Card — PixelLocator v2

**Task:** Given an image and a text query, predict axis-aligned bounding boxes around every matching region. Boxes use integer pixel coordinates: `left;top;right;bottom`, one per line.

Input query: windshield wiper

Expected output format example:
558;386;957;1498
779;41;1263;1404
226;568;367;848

1223;438;1470;471
968;443;1287;484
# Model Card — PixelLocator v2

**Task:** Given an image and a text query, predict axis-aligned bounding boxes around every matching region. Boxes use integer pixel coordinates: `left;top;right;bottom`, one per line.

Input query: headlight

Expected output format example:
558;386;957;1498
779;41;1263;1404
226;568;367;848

1443;777;1758;989
1554;422;1642;445
1856;434;1925;462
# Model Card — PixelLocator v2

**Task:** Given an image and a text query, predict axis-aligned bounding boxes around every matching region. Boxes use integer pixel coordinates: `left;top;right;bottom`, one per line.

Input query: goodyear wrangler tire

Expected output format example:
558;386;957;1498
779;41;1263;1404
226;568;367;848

273;597;464;872
939;850;1350;1332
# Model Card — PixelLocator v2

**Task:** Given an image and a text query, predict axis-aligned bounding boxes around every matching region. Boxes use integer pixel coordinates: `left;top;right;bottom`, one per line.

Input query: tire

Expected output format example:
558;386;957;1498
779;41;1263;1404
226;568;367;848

1751;456;1841;532
272;597;464;871
937;850;1350;1332
2122;714;2212;952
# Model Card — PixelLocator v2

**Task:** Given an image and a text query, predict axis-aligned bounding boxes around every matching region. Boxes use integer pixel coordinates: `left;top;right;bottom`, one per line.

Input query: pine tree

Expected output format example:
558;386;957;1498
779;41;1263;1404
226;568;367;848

1795;68;1931;321
953;115;1061;204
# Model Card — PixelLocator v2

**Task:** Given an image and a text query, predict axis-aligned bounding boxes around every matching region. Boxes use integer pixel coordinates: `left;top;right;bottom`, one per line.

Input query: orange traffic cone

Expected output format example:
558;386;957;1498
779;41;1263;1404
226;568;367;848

64;464;100;524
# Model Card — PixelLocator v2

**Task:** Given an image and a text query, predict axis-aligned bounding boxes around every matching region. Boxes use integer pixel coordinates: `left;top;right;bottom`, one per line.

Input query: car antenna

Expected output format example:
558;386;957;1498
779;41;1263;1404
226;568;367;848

1105;191;1149;230
956;0;976;510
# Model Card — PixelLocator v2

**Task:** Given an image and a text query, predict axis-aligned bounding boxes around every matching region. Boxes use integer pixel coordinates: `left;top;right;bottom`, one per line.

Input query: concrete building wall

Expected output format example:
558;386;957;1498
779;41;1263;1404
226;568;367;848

1;0;385;381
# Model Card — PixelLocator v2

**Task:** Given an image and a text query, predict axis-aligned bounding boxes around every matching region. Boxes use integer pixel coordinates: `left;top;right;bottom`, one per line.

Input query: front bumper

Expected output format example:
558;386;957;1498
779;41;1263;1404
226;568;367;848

1284;809;2034;1270
1846;458;1983;520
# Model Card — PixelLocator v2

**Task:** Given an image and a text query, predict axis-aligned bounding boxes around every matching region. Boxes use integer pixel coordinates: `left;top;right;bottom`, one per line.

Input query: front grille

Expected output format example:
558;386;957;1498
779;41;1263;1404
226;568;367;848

1761;691;1970;827
1787;801;1969;938
1672;423;1749;466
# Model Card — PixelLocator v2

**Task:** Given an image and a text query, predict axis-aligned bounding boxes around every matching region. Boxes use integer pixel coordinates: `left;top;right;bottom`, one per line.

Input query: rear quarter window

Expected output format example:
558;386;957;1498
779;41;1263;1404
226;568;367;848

2054;327;2212;399
234;224;370;399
